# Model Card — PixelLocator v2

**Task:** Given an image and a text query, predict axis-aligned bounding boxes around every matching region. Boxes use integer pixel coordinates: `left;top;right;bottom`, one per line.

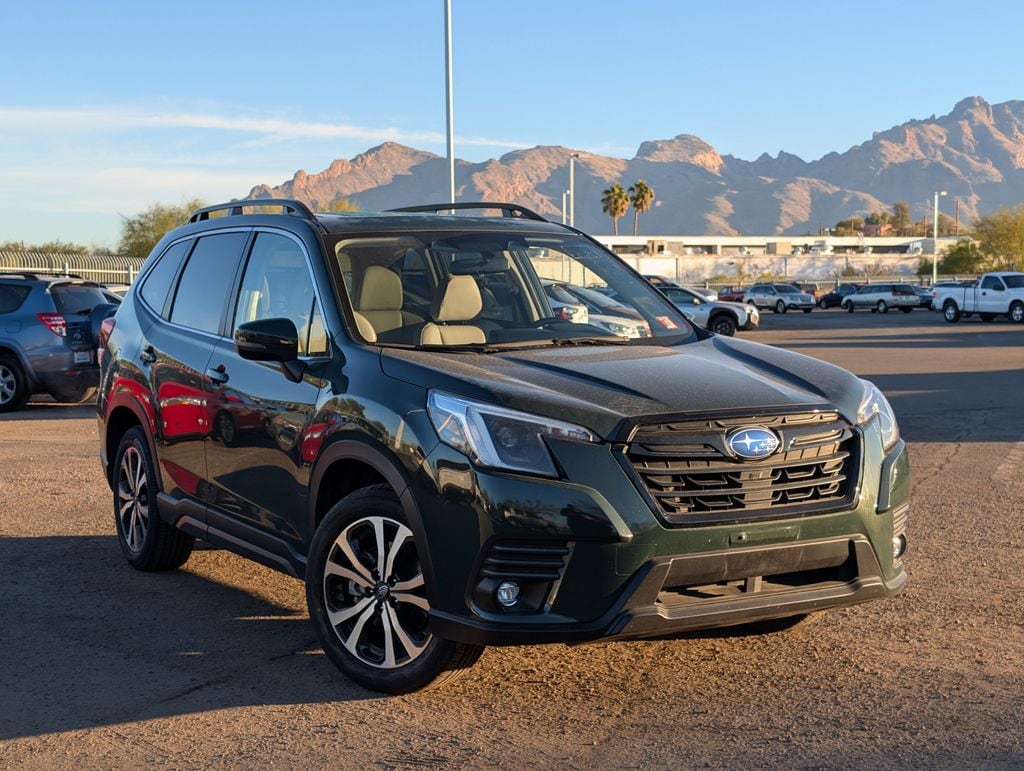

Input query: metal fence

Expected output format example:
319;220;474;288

0;251;146;285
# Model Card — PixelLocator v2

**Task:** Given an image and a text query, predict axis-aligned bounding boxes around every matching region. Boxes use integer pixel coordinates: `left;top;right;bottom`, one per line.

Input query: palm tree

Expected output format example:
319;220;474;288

601;183;630;235
628;180;655;236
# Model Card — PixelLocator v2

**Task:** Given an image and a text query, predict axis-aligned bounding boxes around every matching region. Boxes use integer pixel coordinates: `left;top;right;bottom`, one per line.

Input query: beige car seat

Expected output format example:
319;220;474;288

420;275;486;345
355;266;421;336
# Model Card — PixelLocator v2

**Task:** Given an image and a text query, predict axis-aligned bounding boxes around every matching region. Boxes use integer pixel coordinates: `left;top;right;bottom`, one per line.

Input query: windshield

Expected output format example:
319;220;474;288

1004;275;1024;289
329;231;694;349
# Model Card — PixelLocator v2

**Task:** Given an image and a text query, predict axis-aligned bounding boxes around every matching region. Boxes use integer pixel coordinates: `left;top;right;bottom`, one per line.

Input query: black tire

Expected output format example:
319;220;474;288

774;300;786;314
1010;302;1024;324
818;298;828;309
709;314;737;336
844;301;855;313
0;354;29;413
48;382;98;404
876;300;889;314
802;308;812;314
900;307;914;314
979;313;996;322
307;484;484;694
942;301;961;323
113;427;194;570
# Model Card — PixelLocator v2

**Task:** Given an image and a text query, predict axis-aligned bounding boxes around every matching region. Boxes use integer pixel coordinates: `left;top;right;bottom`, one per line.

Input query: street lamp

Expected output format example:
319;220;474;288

568;153;580;228
932;190;947;285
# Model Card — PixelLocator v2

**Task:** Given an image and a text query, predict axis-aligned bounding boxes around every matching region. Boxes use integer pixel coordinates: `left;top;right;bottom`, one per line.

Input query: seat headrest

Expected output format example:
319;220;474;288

432;275;482;322
357;266;403;312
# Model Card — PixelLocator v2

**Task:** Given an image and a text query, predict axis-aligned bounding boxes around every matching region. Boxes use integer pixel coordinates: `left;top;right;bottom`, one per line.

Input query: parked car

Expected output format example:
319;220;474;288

912;286;933;309
817;283;861;309
642;275;680;288
789;281;820;298
543;281;649;338
744;283;815;313
684;286;719;302
658;285;759;336
927;280;975;310
933;272;1024;323
539;281;590;325
841;283;919;314
98;199;908;694
716;285;749;303
0;271;118;411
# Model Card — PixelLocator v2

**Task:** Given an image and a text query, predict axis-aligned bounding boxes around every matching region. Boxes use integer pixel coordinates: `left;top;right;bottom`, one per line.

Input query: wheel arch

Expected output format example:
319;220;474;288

103;399;158;491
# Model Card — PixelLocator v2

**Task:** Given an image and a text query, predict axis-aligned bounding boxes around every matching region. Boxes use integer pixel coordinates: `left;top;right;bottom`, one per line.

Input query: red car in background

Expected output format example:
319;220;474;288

716;285;749;302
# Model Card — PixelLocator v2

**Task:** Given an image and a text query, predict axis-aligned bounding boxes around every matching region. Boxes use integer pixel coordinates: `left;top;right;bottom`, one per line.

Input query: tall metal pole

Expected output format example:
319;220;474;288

561;191;568;224
444;0;455;206
932;190;946;285
569;153;579;228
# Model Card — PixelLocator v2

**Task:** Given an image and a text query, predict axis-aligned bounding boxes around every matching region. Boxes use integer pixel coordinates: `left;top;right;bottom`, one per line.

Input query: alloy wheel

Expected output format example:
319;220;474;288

323;515;431;669
0;364;16;406
117;446;150;553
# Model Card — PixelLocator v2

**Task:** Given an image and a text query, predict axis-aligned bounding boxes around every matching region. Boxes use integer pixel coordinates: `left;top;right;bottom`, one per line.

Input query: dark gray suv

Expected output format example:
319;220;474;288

0;272;118;411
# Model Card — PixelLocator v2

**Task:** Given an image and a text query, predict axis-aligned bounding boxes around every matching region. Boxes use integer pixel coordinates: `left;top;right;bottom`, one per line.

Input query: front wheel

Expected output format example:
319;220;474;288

818;298;828;309
709;314;737;336
844;301;855;313
307;484;483;694
774;300;786;314
876;300;889;314
943;301;961;323
1010;302;1024;324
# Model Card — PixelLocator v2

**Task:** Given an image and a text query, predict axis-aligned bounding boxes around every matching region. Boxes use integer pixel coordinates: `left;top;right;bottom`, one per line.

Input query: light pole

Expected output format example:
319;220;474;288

932;190;947;285
444;0;455;206
568;153;580;228
561;190;569;224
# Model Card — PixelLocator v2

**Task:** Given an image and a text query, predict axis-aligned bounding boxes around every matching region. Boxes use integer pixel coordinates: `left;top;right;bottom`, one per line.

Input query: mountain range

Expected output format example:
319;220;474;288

247;97;1024;235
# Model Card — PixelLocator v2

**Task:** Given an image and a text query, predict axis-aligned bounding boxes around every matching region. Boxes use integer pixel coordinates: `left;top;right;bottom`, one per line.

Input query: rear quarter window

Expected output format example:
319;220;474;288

141;239;192;316
0;284;31;313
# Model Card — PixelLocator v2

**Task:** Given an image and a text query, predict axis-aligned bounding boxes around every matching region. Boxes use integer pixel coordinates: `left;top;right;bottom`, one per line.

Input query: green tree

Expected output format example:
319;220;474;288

972;205;1024;270
938;241;986;274
600;183;630;235
833;217;864;236
891;201;911;236
118;199;204;257
627;180;655;236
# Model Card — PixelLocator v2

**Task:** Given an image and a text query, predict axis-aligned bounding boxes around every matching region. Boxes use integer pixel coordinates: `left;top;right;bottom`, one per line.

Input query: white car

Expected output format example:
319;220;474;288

841;283;919;313
684;286;719;302
543;281;649;338
743;283;815;314
660;285;759;336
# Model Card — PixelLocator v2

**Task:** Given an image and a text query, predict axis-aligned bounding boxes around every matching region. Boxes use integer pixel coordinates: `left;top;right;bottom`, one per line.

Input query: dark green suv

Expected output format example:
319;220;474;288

98;200;909;693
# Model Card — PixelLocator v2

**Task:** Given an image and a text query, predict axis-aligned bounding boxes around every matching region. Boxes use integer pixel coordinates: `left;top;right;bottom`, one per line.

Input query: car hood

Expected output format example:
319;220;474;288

381;336;864;440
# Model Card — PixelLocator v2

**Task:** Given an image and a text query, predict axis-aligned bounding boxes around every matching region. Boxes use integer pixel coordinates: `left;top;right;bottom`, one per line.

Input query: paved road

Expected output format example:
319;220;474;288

1;310;1022;768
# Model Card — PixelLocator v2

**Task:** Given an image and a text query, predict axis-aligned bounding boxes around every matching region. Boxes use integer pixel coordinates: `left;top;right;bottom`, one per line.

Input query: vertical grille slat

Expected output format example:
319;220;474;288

625;411;860;524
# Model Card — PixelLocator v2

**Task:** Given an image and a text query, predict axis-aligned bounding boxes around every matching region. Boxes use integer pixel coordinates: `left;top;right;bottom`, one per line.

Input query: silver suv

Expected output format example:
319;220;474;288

841;283;919;314
659;285;759;335
744;283;815;314
0;272;118;411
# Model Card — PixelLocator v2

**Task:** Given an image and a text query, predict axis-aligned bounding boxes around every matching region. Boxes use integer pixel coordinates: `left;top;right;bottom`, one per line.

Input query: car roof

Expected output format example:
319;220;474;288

316;212;573;237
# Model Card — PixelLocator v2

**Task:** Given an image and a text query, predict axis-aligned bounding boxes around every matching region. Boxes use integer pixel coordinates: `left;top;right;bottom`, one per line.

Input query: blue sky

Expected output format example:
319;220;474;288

2;0;1021;248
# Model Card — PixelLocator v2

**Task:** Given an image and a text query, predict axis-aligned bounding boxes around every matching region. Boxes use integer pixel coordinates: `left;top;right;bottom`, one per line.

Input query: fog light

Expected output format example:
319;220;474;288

496;580;520;608
892;534;907;560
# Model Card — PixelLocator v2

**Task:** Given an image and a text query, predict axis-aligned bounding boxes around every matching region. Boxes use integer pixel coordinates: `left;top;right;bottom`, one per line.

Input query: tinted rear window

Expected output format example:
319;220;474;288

170;232;248;334
50;284;109;315
0;284;31;313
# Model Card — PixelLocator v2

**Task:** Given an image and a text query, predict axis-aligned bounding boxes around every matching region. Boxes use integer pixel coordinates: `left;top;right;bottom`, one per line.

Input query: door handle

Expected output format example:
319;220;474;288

139;345;156;364
206;365;229;384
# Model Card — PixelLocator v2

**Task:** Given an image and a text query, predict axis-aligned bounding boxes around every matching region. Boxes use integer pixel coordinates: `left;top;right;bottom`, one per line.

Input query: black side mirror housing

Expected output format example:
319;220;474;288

235;318;306;382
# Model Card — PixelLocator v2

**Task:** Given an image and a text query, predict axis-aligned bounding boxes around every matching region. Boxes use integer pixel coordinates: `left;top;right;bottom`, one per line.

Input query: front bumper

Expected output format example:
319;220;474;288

419;429;910;646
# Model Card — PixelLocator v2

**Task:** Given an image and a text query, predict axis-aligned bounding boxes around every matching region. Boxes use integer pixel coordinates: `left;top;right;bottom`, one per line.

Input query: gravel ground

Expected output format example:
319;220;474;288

1;311;1022;768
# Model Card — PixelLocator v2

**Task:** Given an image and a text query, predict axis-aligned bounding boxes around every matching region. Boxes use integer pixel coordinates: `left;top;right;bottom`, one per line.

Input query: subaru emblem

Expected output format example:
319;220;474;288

726;427;781;460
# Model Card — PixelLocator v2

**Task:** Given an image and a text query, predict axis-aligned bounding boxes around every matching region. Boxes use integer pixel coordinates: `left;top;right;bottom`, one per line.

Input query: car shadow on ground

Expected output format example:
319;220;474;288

2;400;96;421
0;535;384;739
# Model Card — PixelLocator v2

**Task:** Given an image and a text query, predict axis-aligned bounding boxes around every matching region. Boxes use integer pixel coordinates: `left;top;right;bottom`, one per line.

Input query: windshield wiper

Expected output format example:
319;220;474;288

548;336;632;346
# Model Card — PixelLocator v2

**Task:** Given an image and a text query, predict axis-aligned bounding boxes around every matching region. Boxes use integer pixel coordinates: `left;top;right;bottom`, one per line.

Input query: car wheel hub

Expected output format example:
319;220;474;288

117;446;150;553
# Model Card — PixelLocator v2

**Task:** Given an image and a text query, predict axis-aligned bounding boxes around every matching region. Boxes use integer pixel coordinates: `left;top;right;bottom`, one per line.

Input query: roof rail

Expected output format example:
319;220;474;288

387;202;548;222
188;198;319;224
0;270;85;281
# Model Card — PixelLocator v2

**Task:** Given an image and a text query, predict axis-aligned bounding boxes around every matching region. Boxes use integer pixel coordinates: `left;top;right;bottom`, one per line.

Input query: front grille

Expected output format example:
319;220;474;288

479;541;570;581
625;411;860;524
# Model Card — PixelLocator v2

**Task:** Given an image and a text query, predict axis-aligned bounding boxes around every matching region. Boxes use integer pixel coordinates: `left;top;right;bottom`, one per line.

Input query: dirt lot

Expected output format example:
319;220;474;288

1;311;1022;768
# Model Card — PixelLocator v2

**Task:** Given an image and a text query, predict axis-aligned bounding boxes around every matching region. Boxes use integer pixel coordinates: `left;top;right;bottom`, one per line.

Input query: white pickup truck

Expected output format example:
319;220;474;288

934;271;1024;323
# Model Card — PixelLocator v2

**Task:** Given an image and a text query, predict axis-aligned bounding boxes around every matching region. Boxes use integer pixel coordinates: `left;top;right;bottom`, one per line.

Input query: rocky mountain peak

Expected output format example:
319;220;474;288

634;134;724;174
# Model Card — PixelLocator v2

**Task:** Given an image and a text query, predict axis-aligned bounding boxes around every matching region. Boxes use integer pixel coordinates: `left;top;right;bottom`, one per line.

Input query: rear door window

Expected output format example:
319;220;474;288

0;284;31;313
169;232;248;335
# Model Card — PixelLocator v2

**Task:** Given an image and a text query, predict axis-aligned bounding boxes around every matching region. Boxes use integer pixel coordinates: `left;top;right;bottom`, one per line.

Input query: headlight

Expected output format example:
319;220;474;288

427;391;597;477
602;322;632;336
856;380;899;451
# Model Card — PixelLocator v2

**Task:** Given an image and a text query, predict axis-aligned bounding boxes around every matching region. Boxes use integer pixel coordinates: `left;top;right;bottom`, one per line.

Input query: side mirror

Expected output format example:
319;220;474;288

235;318;299;362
